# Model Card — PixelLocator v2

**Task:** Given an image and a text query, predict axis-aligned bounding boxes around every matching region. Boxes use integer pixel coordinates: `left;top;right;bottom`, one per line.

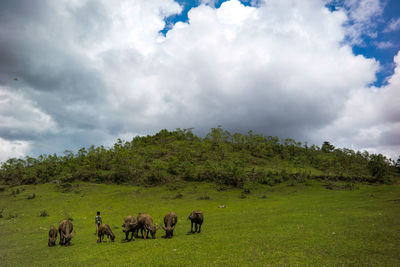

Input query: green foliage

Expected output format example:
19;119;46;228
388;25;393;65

0;128;397;187
368;154;390;183
0;182;400;266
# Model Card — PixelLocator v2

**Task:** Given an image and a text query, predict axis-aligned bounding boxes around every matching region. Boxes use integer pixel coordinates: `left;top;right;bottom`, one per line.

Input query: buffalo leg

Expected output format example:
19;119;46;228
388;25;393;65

191;221;194;233
195;223;198;233
141;228;146;240
59;230;63;245
134;228;139;238
198;224;201;233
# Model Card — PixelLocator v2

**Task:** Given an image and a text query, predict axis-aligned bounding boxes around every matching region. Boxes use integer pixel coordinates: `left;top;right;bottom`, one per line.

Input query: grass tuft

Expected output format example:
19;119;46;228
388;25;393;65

40;210;49;217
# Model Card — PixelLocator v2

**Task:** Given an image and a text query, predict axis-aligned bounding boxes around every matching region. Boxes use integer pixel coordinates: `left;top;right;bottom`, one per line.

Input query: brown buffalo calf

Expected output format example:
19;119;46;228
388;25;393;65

48;226;57;247
97;224;115;243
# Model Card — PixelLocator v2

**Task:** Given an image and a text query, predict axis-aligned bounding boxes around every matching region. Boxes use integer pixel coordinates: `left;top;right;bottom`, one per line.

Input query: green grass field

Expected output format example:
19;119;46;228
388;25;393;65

0;181;399;266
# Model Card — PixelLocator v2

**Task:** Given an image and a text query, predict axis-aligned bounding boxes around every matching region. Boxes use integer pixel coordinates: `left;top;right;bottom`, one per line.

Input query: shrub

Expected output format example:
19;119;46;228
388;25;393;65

0;208;4;218
27;193;36;200
242;188;251;194
217;186;228;191
40;210;49;217
11;189;20;197
368;154;390;183
167;185;178;191
197;195;210;200
174;193;183;199
324;182;358;191
58;183;79;193
7;213;18;220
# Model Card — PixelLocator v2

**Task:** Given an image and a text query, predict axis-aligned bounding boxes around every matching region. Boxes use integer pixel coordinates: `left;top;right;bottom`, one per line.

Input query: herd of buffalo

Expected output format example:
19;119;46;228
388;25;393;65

48;210;204;247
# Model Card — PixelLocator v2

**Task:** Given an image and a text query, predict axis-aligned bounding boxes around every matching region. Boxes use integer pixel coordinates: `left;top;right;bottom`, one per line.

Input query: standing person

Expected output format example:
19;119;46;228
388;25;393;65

95;211;102;235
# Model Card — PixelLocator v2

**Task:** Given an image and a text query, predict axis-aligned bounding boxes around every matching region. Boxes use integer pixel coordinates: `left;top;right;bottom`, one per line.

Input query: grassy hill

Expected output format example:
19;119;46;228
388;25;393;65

1;128;398;187
1;181;399;266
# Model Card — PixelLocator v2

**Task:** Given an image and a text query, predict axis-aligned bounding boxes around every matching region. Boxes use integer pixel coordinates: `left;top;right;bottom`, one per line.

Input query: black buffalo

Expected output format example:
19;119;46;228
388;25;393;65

188;210;203;233
162;212;177;238
122;215;138;241
58;220;73;246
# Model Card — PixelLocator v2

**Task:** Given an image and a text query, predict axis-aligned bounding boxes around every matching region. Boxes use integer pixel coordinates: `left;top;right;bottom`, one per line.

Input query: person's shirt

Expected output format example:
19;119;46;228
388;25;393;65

95;215;102;225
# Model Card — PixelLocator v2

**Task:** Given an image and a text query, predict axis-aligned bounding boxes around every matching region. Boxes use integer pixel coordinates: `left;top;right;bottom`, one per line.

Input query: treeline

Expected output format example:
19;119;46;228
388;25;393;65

1;127;398;187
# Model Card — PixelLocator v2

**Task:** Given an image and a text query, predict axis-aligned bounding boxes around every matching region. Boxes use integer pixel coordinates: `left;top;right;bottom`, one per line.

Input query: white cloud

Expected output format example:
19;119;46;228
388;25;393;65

375;41;394;49
328;0;384;45
0;86;57;139
0;138;30;162
1;0;399;161
383;17;400;33
314;51;400;159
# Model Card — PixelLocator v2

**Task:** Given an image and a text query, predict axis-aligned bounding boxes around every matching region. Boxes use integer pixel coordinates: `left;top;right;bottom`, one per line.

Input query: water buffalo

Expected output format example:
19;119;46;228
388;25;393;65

162;212;177;238
188;210;203;233
137;214;159;239
97;224;115;243
122;215;138;241
48;226;57;247
58;220;73;246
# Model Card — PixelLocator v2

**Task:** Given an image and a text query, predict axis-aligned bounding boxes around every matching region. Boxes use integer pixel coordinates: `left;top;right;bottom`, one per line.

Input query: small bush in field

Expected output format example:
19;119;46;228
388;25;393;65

174;193;183;199
40;210;49;217
7;213;18;220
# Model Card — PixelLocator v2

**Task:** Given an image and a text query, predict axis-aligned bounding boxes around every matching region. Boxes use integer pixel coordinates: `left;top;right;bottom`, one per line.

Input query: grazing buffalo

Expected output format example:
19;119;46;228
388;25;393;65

188;210;203;233
58;220;73;246
48;226;58;247
162;212;177;238
97;224;115;243
122;216;138;241
137;214;159;239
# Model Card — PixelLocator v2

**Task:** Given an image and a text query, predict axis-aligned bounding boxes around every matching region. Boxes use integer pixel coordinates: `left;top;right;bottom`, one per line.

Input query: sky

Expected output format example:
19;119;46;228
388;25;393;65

0;0;399;162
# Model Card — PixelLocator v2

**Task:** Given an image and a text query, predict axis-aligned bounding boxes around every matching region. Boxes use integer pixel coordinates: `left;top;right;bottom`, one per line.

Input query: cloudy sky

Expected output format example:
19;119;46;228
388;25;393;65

0;0;399;162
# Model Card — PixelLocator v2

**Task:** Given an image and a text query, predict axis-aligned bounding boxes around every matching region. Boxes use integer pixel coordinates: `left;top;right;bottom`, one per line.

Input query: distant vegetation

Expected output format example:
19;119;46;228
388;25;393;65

1;127;399;186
